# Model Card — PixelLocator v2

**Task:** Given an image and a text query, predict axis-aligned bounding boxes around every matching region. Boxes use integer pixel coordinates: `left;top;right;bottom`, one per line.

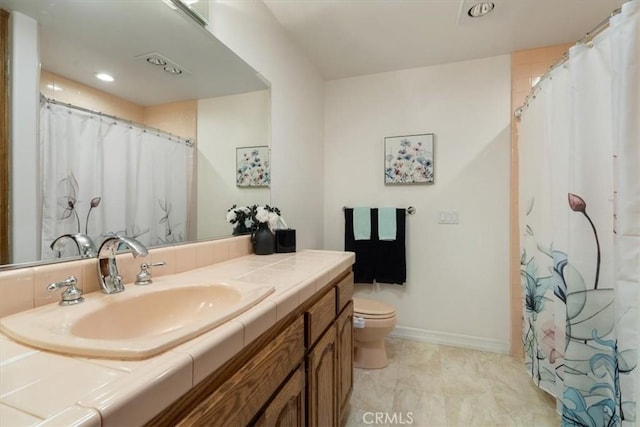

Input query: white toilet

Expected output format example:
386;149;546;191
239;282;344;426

353;297;397;369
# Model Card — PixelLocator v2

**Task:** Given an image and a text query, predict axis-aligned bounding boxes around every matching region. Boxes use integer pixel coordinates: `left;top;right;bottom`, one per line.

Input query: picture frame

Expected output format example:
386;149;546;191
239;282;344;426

384;133;434;185
236;145;270;187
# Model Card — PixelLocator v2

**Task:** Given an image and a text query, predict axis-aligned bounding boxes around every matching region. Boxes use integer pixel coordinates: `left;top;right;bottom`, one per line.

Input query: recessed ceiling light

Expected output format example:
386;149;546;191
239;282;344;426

147;57;167;66
95;73;115;82
163;66;183;75
46;84;64;91
468;2;495;18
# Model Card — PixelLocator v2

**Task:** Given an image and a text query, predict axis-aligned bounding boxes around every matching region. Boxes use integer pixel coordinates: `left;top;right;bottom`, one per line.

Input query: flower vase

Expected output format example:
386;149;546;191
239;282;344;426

252;223;275;255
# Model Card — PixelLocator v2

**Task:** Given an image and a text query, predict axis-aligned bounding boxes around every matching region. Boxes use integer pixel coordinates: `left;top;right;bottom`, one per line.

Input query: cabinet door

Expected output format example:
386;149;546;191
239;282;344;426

255;365;305;427
336;302;353;425
160;317;305;427
307;325;337;427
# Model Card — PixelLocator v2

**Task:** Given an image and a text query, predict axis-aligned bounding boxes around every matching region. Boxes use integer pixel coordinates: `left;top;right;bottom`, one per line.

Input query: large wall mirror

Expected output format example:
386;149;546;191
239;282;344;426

0;0;271;269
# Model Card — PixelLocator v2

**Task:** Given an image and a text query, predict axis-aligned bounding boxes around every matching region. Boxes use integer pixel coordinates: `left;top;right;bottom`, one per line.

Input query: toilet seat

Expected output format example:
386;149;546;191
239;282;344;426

355;312;395;320
353;298;396;319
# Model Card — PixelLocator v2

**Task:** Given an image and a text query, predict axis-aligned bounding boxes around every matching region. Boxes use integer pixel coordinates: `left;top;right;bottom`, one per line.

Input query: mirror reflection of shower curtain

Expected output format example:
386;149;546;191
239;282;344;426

518;2;638;425
40;99;193;260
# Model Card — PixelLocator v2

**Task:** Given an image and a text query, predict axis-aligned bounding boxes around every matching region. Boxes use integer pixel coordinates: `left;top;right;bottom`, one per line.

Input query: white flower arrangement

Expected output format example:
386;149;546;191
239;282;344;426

226;204;284;232
226;205;252;228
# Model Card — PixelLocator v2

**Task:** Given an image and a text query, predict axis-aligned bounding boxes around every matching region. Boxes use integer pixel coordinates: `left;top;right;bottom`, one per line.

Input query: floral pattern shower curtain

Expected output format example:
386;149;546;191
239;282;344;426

518;2;639;426
40;99;193;260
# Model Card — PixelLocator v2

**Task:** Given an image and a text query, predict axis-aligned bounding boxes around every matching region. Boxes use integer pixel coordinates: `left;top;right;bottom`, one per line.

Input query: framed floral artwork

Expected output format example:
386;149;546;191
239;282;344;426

236;146;270;187
384;133;434;184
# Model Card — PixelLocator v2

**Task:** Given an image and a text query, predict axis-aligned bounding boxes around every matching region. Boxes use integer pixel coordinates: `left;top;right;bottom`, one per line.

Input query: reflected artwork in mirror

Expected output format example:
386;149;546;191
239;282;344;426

0;0;271;268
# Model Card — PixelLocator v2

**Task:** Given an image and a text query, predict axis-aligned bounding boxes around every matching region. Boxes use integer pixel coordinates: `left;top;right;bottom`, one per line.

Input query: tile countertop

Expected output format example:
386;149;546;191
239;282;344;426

0;250;355;427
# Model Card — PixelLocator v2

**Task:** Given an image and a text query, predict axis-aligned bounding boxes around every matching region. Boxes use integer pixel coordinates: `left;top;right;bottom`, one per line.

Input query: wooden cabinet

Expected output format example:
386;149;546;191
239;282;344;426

305;287;336;346
335;273;354;313
153;317;305;427
305;273;354;427
336;301;354;425
254;365;305;427
307;324;337;427
148;269;354;427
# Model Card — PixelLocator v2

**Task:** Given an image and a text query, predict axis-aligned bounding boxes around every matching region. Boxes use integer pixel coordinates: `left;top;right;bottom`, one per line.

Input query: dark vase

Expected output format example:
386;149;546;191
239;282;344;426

232;223;250;235
252;223;275;255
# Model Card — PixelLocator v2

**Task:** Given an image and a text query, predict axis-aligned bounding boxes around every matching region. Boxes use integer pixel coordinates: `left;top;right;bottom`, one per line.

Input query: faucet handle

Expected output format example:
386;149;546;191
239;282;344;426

135;261;166;286
47;276;84;306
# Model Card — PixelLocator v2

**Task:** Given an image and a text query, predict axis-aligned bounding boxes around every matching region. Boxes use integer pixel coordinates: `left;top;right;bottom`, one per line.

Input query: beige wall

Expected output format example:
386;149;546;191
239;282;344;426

509;43;573;357
143;101;197;141
209;1;326;250
324;55;512;352
40;70;197;140
40;70;144;123
197;90;270;239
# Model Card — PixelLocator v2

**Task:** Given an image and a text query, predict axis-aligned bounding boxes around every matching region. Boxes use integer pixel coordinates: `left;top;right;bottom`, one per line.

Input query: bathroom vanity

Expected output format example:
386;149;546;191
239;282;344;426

0;243;355;426
149;268;354;426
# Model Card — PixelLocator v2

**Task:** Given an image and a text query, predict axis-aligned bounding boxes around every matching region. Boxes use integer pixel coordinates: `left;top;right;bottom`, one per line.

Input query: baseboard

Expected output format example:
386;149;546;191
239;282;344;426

389;326;510;354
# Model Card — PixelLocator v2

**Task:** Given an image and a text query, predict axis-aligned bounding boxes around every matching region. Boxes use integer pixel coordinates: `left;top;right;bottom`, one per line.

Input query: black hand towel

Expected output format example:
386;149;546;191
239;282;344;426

344;208;375;283
344;208;406;285
375;208;406;284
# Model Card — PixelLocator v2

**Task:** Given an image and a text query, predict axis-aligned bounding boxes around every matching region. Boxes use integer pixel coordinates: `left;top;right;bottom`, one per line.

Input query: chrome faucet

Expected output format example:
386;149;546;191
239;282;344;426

50;233;97;258
97;233;149;294
47;276;84;305
135;261;167;286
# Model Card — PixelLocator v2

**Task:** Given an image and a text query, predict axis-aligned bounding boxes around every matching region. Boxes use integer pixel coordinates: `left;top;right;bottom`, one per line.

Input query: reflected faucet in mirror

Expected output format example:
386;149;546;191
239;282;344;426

98;233;149;294
50;233;97;259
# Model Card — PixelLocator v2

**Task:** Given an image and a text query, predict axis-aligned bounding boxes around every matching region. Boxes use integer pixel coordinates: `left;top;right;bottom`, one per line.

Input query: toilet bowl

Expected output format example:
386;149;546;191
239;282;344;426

353;297;396;369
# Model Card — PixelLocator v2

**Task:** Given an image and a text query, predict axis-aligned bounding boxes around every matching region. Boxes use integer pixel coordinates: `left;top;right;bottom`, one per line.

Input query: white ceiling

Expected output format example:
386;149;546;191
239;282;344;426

0;0;268;106
263;0;626;80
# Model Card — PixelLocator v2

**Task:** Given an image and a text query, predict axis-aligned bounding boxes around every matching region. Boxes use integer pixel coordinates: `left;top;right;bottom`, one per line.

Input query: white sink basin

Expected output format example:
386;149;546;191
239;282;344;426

0;281;273;359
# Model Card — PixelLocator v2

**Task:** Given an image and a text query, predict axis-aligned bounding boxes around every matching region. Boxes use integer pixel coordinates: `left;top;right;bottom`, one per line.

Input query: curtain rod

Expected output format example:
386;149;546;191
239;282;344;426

343;206;416;215
41;95;194;147
514;5;622;119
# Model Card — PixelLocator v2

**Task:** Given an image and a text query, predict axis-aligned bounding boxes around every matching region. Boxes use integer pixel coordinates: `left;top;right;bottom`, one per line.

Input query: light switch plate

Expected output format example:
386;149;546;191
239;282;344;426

438;210;459;224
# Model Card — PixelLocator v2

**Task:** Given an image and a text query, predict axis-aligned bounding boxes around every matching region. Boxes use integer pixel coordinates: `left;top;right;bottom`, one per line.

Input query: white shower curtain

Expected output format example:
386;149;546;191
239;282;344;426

40;99;193;259
519;1;639;425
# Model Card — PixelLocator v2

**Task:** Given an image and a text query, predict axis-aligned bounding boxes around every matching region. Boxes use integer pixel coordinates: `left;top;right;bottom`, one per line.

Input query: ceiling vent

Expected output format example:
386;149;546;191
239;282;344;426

134;52;191;76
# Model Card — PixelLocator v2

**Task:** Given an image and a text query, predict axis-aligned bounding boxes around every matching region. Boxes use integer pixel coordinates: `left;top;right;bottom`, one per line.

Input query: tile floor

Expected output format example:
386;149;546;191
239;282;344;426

346;338;560;427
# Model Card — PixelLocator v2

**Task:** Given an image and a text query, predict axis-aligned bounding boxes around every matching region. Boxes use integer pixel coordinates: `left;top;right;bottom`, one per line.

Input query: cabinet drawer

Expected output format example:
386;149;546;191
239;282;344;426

335;272;354;314
305;288;336;347
176;316;305;427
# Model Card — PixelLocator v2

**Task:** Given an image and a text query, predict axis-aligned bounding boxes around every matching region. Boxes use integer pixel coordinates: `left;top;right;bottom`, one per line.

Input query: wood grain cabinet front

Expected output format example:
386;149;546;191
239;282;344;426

305;273;354;427
336;301;354;425
305;287;336;347
307;323;337;427
148;317;304;427
147;268;354;427
335;272;354;314
254;365;306;427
